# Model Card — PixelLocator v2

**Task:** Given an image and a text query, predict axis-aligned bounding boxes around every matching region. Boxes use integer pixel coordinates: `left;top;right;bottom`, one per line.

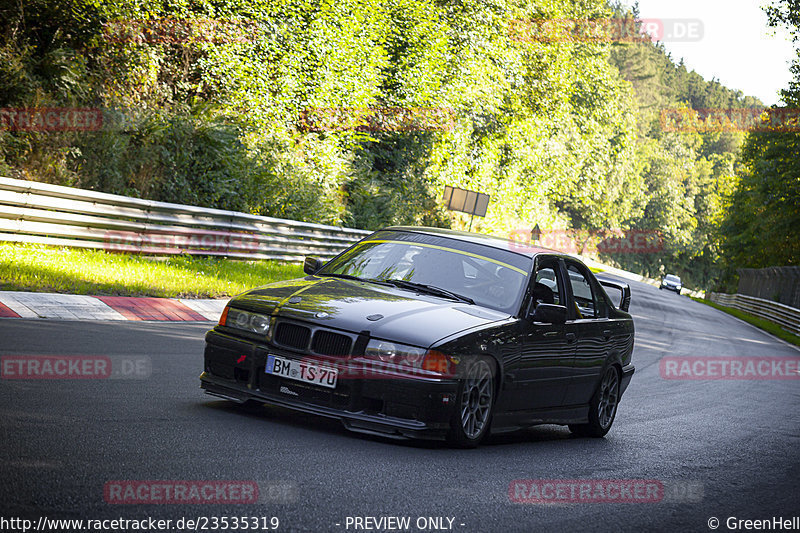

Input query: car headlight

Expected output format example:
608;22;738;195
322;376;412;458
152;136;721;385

222;307;270;335
365;339;426;366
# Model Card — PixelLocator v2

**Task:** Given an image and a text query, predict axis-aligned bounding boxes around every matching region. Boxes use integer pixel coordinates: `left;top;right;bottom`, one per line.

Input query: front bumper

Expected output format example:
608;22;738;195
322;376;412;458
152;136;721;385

201;330;460;440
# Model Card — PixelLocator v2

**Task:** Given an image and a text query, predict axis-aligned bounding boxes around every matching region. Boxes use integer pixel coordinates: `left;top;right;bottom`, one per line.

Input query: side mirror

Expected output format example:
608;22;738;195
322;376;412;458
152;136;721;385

530;303;568;324
303;256;324;275
597;277;631;312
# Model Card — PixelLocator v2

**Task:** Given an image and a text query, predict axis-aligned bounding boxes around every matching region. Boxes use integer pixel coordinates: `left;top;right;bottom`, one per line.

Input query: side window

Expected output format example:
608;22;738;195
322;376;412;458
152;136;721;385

566;264;598;319
532;265;561;306
593;287;611;318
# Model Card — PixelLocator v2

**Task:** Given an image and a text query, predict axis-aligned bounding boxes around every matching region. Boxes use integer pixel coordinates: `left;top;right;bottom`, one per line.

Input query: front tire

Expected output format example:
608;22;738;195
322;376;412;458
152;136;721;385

569;366;620;438
447;358;495;448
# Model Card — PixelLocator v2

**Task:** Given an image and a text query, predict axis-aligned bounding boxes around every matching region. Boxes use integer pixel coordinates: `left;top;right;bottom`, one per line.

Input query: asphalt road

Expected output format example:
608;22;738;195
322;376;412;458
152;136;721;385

1;279;799;532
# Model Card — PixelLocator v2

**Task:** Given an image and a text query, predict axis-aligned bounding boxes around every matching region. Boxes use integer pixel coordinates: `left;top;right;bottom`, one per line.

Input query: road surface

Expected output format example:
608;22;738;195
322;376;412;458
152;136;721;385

1;279;798;532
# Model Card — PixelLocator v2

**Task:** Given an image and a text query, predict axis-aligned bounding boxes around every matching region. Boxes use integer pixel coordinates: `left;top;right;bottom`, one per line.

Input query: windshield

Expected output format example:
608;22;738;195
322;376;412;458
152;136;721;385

665;275;681;282
319;232;531;314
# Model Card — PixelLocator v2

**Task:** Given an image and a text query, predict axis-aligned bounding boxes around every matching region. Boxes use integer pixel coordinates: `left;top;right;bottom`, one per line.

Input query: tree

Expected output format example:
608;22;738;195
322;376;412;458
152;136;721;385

715;0;800;288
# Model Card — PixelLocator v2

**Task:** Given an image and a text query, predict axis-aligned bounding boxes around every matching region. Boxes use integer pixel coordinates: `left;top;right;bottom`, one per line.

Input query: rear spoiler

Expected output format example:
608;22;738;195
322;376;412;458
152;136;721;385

596;276;631;312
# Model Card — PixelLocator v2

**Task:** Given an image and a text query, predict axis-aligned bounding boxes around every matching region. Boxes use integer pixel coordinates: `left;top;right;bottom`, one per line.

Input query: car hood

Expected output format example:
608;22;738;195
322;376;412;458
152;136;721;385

230;277;511;348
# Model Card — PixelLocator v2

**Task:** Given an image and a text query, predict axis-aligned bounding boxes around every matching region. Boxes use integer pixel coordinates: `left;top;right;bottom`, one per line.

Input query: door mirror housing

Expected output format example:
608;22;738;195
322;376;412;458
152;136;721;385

303;256;324;275
529;303;568;324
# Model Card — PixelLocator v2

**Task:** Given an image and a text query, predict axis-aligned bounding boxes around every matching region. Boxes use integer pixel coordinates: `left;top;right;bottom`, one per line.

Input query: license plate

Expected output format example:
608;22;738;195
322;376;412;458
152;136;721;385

265;354;338;389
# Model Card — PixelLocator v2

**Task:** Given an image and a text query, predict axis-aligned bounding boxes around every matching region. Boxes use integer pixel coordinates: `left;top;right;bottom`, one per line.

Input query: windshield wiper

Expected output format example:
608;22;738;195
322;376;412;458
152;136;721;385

382;279;475;305
317;273;392;286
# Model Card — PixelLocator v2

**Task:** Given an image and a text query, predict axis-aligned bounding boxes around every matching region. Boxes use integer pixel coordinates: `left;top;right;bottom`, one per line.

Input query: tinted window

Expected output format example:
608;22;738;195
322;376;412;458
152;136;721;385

533;265;561;306
320;232;532;314
567;263;598;319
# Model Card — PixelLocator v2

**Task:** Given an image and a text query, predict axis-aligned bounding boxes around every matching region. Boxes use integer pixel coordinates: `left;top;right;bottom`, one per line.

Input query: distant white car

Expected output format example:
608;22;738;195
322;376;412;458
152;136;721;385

660;274;682;294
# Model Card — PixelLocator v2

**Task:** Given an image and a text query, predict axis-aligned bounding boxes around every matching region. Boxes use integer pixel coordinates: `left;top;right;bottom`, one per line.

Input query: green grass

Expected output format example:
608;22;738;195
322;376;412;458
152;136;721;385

691;296;800;347
0;243;304;298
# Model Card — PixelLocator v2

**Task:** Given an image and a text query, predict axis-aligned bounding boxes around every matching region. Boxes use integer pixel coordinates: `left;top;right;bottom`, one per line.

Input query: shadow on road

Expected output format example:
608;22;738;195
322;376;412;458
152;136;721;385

199;399;614;451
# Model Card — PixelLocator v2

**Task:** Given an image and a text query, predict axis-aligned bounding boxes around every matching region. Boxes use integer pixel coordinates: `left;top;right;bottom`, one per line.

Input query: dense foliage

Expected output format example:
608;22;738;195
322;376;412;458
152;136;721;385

0;0;794;290
605;2;761;289
715;0;800;286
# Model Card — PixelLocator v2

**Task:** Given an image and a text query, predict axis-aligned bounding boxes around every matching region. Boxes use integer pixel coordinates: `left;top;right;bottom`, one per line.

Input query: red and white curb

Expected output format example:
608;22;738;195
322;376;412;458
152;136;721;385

0;291;226;322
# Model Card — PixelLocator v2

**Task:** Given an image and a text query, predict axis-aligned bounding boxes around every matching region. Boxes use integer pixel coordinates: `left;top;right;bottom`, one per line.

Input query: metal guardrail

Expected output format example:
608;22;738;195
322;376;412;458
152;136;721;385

708;292;800;336
0;177;371;261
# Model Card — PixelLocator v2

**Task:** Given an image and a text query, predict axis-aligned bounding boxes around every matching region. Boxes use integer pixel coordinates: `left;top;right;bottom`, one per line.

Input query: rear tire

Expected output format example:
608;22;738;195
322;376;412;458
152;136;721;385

569;366;620;438
447;358;495;448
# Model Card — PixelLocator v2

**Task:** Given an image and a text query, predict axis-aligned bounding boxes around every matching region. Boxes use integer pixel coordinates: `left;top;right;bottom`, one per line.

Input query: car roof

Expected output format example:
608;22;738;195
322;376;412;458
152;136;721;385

383;226;566;259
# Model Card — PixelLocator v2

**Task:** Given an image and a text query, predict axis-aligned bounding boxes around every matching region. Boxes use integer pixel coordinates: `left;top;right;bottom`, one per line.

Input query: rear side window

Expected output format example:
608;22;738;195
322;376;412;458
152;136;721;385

567;264;598;319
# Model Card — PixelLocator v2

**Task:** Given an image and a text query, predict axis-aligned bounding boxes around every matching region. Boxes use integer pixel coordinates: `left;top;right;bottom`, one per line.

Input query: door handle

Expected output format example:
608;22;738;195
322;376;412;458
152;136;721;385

565;333;576;344
543;331;559;337
603;329;612;340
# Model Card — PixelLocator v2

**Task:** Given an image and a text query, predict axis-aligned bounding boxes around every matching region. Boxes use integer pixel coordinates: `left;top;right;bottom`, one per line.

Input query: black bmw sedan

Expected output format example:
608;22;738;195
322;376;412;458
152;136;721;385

201;227;635;447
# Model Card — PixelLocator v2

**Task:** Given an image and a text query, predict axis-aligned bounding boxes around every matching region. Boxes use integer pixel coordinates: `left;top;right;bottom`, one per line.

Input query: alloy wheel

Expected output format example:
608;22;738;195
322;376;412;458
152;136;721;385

598;367;619;429
460;360;493;439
